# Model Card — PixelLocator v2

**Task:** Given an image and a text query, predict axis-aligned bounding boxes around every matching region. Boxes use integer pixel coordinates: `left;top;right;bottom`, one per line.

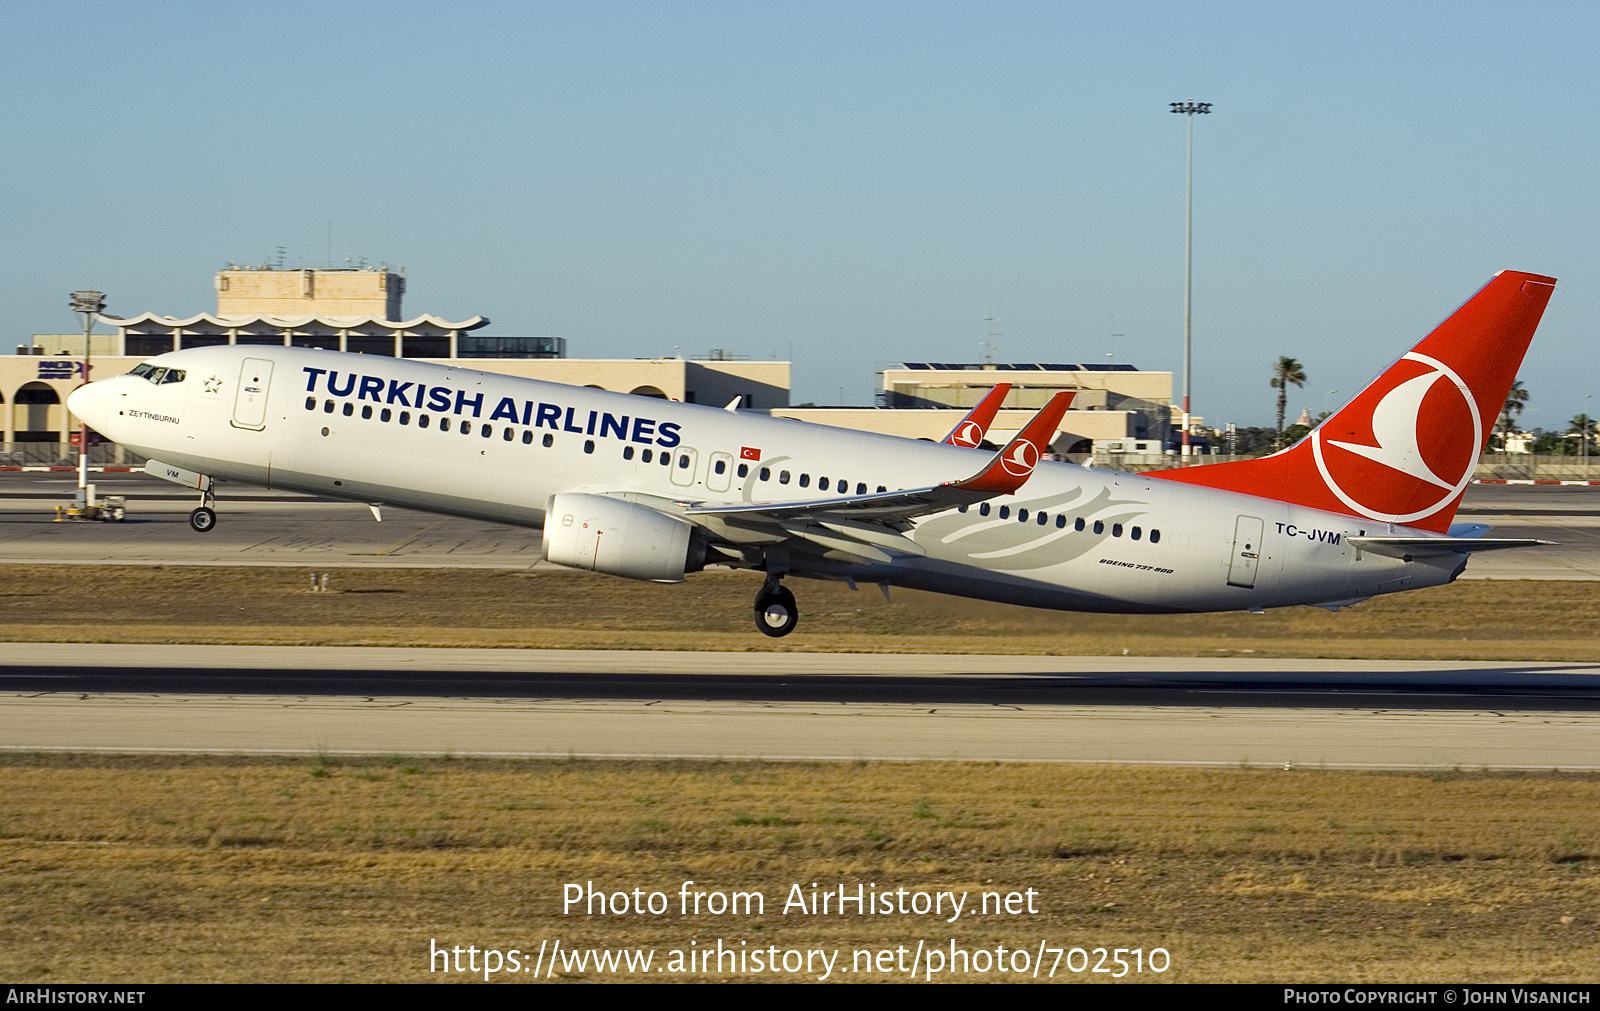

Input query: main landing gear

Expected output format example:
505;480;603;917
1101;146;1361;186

189;482;217;533
754;576;799;638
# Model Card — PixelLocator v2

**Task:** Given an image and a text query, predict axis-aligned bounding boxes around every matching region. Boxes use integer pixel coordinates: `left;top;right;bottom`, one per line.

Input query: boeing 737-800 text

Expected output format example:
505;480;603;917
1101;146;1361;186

67;270;1555;636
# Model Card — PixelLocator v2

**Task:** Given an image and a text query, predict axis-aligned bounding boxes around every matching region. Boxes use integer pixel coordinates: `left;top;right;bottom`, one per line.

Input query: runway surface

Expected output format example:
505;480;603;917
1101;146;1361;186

2;471;1598;577
5;478;1597;768
5;645;1599;769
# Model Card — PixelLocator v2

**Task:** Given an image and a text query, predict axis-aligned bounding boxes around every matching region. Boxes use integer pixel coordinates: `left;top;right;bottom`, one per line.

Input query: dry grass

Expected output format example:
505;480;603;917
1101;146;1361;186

1;755;1597;983
0;564;1596;659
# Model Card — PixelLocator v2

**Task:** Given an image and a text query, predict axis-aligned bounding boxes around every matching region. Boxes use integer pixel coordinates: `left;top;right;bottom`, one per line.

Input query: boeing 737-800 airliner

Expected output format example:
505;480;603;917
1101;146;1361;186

67;270;1555;636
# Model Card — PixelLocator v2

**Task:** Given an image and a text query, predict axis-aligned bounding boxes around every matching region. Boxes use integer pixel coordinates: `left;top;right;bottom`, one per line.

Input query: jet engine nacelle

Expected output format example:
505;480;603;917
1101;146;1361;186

542;492;705;582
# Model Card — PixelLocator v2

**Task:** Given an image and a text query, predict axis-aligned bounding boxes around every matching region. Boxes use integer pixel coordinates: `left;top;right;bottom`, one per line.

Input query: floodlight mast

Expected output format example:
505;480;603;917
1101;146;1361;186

1170;100;1211;460
69;290;105;507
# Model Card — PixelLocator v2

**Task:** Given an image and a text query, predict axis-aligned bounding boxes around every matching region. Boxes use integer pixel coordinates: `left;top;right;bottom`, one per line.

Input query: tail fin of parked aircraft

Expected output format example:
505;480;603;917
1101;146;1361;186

1152;270;1557;533
943;383;1013;447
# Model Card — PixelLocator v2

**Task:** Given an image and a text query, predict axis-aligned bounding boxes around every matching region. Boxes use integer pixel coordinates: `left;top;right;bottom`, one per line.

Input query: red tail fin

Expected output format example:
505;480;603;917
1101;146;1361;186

1152;270;1556;533
943;383;1012;447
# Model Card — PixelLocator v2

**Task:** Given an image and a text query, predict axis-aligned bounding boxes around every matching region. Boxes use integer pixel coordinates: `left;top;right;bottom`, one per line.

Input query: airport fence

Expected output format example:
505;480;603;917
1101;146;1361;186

0;443;147;468
1093;453;1600;481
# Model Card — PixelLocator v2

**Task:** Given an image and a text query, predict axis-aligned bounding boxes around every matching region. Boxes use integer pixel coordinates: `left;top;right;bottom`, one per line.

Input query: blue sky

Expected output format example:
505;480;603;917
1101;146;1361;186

4;1;1595;428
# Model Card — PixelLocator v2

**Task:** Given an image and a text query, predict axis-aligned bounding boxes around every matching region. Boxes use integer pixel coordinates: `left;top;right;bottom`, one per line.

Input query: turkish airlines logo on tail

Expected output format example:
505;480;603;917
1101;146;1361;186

950;421;983;448
999;440;1041;478
1310;352;1481;524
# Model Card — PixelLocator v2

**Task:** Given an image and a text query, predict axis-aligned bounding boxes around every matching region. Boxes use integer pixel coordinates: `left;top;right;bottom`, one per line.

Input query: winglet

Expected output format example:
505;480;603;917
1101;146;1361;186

952;391;1074;493
942;383;1013;447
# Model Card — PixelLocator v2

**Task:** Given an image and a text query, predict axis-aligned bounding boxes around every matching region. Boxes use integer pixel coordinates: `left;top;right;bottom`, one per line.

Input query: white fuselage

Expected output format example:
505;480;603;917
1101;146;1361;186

73;345;1454;613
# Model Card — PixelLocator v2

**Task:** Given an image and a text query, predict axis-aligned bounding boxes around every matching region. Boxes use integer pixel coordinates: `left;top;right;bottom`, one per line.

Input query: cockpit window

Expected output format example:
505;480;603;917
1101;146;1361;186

129;363;185;384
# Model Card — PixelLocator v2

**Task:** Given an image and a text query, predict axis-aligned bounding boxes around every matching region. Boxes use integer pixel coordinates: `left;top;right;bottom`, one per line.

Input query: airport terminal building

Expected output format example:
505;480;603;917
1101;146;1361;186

6;265;789;462
8;263;1180;464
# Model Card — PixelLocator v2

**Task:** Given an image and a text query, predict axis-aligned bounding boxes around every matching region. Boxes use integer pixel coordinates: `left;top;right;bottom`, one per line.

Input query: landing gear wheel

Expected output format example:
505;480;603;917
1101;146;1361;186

189;506;217;533
754;584;799;638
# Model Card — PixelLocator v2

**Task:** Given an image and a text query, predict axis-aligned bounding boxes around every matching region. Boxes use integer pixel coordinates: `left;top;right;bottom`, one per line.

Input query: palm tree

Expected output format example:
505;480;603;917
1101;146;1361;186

1270;356;1307;450
1496;378;1528;451
1570;413;1596;460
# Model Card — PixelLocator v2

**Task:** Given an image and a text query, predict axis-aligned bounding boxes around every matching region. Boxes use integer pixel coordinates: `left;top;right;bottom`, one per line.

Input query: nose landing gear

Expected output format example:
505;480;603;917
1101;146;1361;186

189;481;217;533
754;576;799;637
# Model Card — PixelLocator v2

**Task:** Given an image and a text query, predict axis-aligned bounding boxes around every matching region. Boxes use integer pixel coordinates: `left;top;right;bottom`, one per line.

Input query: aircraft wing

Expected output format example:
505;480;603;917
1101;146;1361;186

676;393;1074;562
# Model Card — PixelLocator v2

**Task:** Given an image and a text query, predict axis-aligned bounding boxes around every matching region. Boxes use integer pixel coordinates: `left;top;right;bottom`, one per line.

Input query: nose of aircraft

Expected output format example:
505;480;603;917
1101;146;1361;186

66;381;112;430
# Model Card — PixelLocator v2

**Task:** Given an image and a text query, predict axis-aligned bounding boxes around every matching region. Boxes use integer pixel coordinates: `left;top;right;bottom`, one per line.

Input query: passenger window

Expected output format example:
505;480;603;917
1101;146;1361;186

324;400;335;414
1017;508;1028;522
677;454;689;469
759;468;770;481
799;474;810;488
642;448;653;463
542;433;554;448
1037;511;1048;526
481;424;492;438
503;427;513;441
343;403;354;417
381;408;392;422
876;486;886;493
856;483;867;495
715;459;727;475
304;397;316;411
818;477;829;491
585;440;595;454
521;430;532;444
1056;515;1066;529
779;471;790;485
1112;523;1123;537
737;463;749;478
623;445;634;460
999;506;1010;519
459;420;470;434
660;452;670;466
1150;529;1161;544
400;411;410;425
362;405;373;420
419;414;430;428
1075;517;1085;531
958;504;969;513
1131;526;1142;540
1093;520;1105;534
979;502;991;516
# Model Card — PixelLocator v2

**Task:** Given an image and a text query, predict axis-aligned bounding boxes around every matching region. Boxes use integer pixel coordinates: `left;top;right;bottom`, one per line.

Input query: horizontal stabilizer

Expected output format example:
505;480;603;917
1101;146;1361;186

1348;536;1553;559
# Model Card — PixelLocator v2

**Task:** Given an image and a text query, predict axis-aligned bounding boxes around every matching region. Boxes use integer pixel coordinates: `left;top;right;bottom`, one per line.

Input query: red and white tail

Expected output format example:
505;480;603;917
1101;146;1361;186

956;391;1074;493
943;383;1012;447
1152;270;1556;533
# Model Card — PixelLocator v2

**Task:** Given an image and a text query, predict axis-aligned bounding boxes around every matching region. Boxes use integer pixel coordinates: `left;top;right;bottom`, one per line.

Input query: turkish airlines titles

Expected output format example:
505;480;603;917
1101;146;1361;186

301;366;684;448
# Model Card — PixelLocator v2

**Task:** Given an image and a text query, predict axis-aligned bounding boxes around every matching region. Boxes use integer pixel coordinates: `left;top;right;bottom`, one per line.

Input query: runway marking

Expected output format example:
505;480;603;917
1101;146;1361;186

373;518;451;556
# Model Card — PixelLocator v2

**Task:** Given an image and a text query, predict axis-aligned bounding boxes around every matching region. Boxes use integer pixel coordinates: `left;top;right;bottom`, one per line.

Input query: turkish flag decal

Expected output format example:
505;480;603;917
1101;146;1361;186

740;447;761;461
